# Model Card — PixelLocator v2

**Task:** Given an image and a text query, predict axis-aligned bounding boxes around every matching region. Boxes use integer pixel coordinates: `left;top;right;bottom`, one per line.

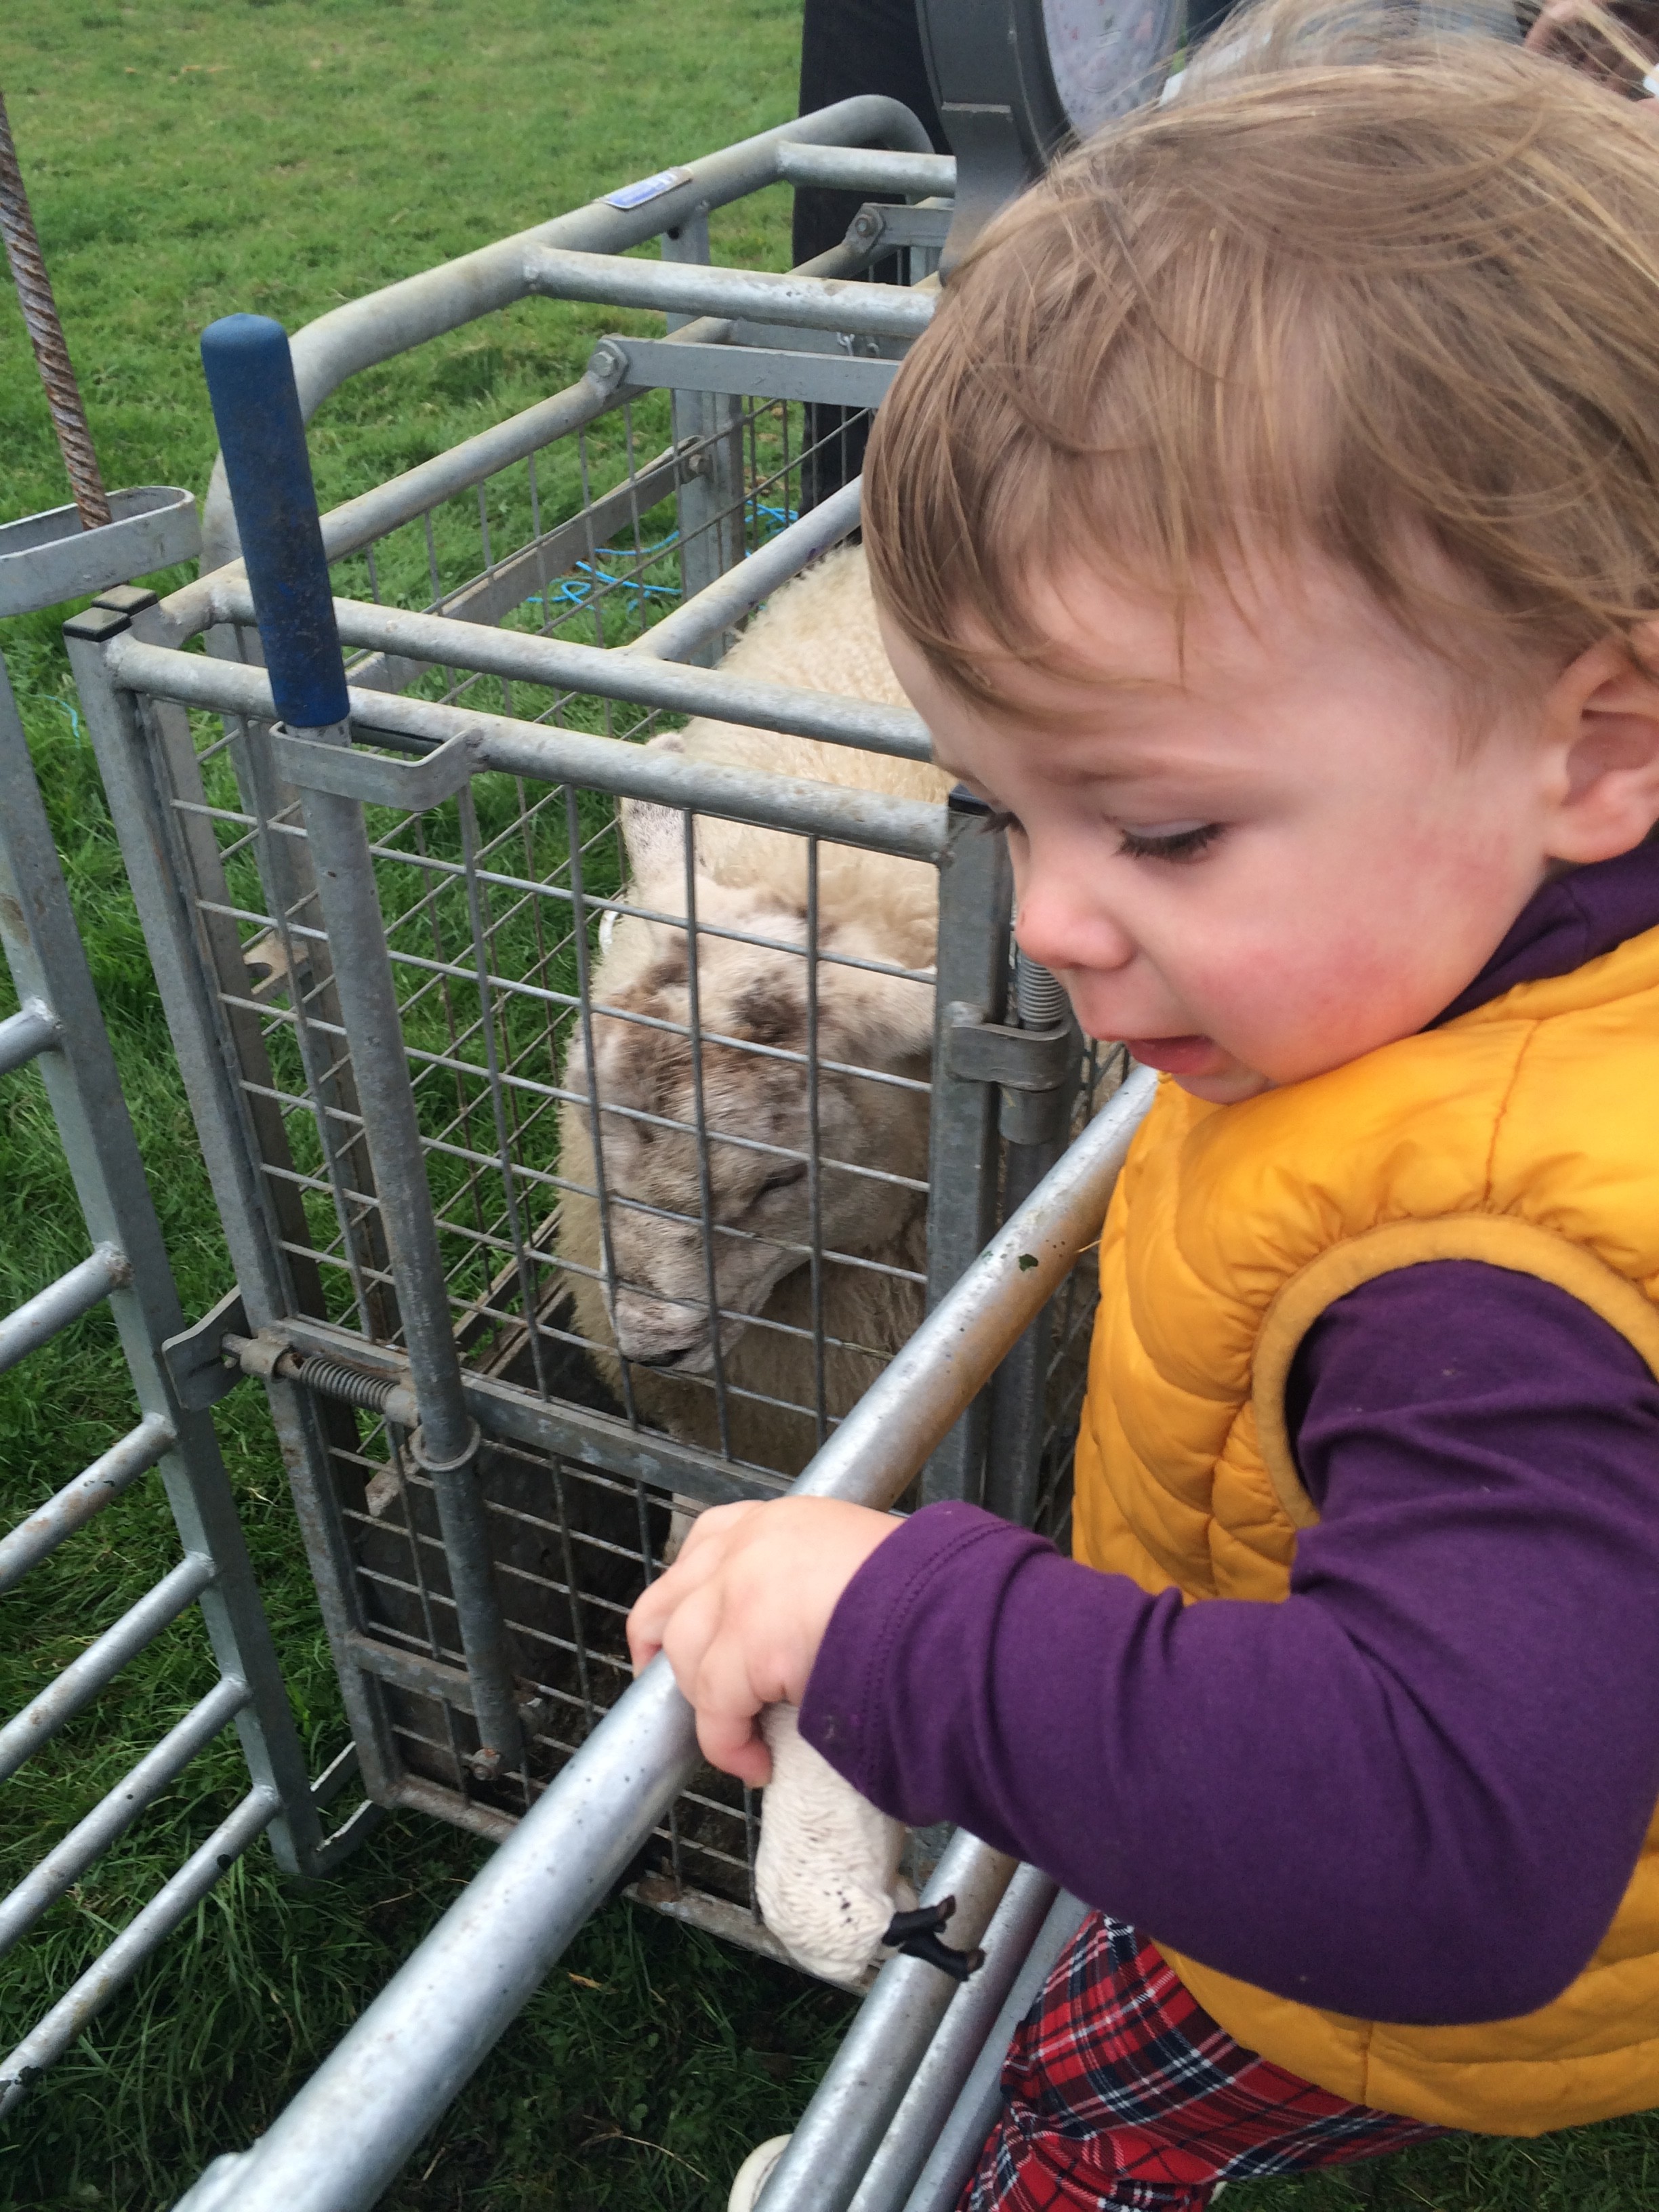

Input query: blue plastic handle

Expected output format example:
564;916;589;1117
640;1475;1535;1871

199;314;350;731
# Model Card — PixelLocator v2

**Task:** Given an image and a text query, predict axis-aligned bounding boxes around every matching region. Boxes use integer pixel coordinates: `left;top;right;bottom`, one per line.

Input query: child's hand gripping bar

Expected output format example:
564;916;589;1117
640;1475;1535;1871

198;313;351;733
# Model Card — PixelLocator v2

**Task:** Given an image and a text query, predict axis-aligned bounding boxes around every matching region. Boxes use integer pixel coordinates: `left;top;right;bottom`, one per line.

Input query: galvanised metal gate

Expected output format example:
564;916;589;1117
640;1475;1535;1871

0;491;359;2120
63;98;1116;1969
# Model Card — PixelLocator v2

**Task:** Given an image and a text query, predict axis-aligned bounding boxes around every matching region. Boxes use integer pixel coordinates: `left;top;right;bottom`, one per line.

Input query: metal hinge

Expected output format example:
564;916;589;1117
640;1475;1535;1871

945;1010;1073;1092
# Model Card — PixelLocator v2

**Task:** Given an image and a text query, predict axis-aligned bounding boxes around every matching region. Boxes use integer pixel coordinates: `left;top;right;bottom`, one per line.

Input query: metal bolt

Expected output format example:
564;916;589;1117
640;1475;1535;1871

467;1744;504;1783
587;340;626;392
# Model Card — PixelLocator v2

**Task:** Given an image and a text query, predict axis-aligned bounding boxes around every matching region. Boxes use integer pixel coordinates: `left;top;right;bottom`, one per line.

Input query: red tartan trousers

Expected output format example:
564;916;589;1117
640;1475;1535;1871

960;1914;1444;2211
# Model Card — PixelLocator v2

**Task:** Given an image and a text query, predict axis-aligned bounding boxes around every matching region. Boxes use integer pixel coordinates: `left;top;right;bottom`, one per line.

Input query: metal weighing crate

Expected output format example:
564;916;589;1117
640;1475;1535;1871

63;97;1114;1986
0;491;356;2120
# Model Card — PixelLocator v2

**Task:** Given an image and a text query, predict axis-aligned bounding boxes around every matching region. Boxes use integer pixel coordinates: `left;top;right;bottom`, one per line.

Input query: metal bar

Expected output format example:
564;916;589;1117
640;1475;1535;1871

291;744;525;1774
0;1242;127;1378
0;1673;251;1962
0;89;110;527
0;995;58;1074
198;96;937;569
899;1889;1092;2212
104;638;941;856
319;369;619;567
759;1832;1018;2212
661;209;745;668
191;587;933;761
0;1784;281;2122
983;958;1082;1528
630;477;862;661
523;245;935;342
792;1064;1155;1502
773;142;957;197
844;1864;1059;2212
680;812;735;1456
344;1633;475;1715
0;1408;175;1593
602;333;900;407
0;1550;216;1785
921;800;1014;1505
167;1076;1154;2212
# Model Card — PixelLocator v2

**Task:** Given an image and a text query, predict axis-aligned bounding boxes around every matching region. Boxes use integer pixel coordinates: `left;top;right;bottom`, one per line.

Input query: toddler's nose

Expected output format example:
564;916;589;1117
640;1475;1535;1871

1013;873;1136;981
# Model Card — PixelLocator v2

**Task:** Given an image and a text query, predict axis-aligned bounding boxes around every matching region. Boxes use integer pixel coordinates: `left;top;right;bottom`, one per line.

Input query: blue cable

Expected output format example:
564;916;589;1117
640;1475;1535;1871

521;501;803;621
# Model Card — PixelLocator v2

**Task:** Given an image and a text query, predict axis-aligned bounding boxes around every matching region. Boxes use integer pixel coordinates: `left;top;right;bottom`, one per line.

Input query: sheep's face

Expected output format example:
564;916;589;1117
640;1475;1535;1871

566;879;933;1374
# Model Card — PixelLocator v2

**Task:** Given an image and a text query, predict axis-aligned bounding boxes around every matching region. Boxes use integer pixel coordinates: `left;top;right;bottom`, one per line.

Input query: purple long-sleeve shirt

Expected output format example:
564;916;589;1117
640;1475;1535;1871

800;842;1659;2028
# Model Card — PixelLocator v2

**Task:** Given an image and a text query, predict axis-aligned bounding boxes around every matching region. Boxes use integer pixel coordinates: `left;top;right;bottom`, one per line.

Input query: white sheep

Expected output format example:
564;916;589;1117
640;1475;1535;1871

555;544;951;1475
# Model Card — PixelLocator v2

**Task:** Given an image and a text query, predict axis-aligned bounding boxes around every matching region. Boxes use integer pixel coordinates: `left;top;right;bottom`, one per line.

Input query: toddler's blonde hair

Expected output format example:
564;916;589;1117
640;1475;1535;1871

865;0;1659;707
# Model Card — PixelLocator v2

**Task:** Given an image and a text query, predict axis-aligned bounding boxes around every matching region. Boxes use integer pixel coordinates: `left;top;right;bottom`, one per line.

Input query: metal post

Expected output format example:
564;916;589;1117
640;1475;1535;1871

198;312;523;1774
662;214;749;659
981;952;1080;1528
921;790;1013;1504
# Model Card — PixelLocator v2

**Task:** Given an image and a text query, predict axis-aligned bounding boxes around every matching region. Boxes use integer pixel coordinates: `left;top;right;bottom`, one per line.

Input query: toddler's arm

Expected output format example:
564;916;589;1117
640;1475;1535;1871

795;1262;1659;2026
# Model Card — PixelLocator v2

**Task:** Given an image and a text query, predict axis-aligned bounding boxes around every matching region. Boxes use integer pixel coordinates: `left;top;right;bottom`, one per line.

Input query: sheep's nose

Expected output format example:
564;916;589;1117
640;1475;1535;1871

612;1291;710;1367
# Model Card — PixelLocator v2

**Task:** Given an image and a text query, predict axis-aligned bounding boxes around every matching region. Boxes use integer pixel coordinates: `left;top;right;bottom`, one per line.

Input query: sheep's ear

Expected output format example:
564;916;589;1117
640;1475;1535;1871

618;796;685;886
619;733;698;888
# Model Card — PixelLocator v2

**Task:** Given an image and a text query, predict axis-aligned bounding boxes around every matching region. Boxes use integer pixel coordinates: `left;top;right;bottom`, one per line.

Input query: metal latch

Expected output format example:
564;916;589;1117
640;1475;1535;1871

269;724;479;814
945;1011;1073;1091
161;1284;250;1410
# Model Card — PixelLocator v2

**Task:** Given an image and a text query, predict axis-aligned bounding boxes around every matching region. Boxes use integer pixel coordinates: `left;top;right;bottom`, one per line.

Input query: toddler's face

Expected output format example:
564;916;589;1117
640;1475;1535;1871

883;558;1563;1103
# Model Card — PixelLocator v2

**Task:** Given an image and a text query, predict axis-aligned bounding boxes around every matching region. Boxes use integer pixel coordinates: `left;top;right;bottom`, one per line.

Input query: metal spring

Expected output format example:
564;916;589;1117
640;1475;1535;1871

0;90;111;530
1015;949;1069;1031
296;1353;399;1416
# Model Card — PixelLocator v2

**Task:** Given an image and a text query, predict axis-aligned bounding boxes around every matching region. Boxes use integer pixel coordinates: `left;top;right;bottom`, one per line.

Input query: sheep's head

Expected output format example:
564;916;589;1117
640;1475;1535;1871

565;874;933;1374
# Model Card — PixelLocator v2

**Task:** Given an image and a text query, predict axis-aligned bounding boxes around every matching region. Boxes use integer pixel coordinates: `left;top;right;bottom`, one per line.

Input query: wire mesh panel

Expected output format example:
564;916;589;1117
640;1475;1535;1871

66;210;1109;1958
106;698;943;1917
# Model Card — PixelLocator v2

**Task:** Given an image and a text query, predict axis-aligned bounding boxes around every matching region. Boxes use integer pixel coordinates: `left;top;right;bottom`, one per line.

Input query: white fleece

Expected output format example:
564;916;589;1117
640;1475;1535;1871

755;1702;909;1984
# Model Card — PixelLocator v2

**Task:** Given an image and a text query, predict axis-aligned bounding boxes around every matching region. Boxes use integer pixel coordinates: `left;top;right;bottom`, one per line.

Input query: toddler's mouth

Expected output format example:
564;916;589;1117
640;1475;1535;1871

1118;1034;1227;1076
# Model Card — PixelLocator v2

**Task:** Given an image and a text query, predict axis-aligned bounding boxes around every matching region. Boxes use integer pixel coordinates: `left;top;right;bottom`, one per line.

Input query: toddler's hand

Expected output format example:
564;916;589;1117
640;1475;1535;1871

626;1496;898;1786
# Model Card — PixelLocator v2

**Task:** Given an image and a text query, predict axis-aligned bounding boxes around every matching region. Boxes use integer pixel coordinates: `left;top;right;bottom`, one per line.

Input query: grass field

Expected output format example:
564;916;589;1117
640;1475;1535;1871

2;3;1658;2208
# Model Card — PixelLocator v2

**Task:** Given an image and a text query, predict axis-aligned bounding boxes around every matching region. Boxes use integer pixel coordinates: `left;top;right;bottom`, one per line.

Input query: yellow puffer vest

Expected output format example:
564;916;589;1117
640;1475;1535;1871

1073;920;1659;2135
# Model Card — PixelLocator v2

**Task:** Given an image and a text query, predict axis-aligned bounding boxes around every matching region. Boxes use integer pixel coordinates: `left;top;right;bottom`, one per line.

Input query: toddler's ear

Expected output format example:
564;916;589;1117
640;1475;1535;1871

1542;628;1659;863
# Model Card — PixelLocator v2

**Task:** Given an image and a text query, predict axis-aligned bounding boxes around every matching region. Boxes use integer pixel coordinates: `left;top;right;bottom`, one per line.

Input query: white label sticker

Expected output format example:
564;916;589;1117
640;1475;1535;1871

605;166;695;211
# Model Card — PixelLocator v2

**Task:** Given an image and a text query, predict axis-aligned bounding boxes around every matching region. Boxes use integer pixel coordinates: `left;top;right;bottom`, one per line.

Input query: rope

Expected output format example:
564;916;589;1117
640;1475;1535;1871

0;87;110;530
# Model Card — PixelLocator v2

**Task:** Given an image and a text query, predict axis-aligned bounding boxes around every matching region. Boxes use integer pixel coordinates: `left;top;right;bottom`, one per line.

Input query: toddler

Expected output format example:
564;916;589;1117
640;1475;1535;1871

629;5;1659;2202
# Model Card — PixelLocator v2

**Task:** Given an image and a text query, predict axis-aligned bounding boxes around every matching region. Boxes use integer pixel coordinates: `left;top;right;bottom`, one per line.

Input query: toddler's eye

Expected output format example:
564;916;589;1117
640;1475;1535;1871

981;809;1024;838
1116;822;1224;863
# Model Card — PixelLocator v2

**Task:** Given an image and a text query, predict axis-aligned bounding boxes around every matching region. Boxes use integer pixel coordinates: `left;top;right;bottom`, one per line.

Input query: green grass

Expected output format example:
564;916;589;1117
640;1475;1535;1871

2;3;1658;2207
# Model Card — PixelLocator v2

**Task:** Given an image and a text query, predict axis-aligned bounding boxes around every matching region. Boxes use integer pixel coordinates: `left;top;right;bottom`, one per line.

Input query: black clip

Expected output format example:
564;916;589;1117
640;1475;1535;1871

881;1893;985;1982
